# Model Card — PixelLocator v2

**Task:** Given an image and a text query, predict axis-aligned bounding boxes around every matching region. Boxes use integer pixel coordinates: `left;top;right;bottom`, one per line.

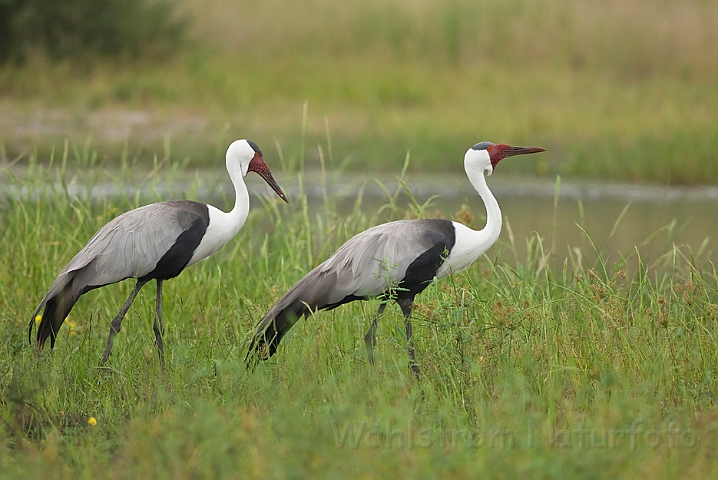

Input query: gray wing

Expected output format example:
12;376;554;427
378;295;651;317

38;201;207;305
248;218;456;358
311;219;453;304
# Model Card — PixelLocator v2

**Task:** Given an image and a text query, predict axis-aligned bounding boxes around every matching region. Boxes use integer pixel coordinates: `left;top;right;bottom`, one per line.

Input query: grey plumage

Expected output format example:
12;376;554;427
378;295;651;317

29;138;288;366
30;200;209;349
247;140;546;376
247;219;455;363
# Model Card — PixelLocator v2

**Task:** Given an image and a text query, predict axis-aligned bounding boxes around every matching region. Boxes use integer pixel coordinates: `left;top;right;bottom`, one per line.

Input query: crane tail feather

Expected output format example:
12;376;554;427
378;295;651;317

30;274;84;350
246;297;310;364
245;268;336;365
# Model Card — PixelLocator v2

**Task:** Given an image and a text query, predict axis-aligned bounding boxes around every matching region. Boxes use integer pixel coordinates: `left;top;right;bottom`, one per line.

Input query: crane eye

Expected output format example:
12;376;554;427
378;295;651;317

487;145;492;152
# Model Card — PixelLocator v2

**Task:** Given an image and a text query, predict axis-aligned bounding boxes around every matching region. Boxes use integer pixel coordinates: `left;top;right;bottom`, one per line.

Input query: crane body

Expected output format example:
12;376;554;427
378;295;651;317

30;139;287;365
247;142;545;376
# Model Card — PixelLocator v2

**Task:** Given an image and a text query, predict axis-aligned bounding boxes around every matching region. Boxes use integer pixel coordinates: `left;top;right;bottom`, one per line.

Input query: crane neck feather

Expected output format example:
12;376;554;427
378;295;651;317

227;159;250;224
209;155;250;233
469;165;501;235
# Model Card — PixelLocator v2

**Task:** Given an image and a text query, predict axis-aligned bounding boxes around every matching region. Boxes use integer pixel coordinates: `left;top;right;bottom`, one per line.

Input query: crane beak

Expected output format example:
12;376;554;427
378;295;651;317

249;156;289;203
504;145;546;157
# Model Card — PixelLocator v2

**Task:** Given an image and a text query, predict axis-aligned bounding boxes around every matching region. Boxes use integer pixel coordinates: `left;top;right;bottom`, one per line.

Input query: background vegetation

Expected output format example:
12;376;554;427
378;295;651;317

1;0;717;183
2;1;718;477
0;0;185;63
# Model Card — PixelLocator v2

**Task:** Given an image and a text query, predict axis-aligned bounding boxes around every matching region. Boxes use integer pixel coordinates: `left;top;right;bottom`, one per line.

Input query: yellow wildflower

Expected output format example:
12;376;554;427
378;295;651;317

35;315;69;324
88;417;97;427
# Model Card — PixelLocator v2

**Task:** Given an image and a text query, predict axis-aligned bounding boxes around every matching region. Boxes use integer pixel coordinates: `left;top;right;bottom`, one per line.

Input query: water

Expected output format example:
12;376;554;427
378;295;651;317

5;170;717;266
297;173;718;267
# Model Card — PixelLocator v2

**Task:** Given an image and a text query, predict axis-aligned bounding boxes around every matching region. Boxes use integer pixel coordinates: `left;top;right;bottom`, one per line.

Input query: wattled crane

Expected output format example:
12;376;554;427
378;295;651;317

30;139;287;365
247;141;545;376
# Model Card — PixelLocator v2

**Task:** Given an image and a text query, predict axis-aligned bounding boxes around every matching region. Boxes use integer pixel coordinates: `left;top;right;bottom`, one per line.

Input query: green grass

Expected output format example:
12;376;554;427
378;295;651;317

1;0;718;183
2;142;718;478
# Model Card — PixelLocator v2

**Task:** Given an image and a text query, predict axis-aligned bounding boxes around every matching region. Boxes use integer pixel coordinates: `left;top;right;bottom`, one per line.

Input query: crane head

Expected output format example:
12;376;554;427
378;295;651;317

228;139;288;203
467;141;546;175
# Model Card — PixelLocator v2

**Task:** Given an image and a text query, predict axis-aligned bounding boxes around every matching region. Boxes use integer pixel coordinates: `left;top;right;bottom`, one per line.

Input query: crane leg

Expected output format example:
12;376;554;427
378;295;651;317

153;279;165;367
397;298;420;378
101;279;147;364
364;302;387;366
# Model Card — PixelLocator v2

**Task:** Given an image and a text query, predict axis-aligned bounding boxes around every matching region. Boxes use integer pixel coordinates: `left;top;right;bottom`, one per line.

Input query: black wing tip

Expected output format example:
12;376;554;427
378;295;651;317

244;340;273;373
31;299;62;350
244;316;288;368
29;303;43;345
245;332;277;362
244;293;317;368
36;322;56;350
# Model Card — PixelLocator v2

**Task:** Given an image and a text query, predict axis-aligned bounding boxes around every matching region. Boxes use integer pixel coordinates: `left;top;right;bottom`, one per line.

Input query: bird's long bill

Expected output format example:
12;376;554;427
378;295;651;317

249;156;289;203
505;146;546;157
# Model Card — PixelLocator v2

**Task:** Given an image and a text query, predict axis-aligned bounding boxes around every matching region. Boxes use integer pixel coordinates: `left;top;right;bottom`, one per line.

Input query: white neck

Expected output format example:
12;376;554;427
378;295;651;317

224;162;251;231
467;167;502;246
436;164;502;277
187;161;249;266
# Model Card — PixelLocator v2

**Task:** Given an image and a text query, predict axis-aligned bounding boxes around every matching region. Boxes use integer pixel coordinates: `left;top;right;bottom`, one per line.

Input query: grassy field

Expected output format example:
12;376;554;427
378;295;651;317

2;144;718;478
2;0;718;477
1;0;718;183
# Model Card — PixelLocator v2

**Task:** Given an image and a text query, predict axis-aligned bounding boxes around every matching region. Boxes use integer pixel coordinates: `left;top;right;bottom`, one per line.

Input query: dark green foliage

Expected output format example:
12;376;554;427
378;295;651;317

0;0;187;63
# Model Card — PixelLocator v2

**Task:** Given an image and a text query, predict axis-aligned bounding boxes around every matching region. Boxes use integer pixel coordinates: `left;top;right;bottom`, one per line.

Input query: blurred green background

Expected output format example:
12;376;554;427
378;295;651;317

1;0;717;183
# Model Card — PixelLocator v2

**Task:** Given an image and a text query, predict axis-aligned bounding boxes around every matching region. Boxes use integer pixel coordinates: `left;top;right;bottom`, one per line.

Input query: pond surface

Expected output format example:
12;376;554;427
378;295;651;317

295;172;718;267
6;170;718;267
